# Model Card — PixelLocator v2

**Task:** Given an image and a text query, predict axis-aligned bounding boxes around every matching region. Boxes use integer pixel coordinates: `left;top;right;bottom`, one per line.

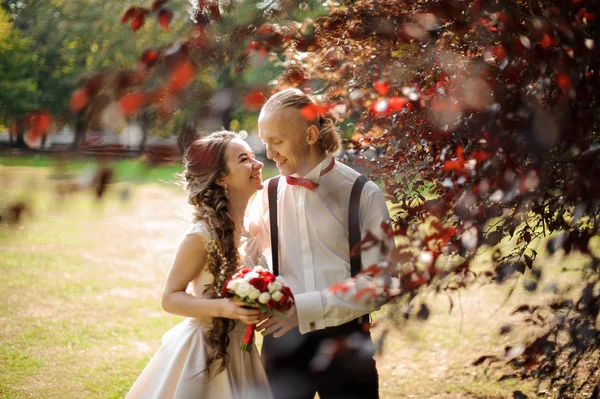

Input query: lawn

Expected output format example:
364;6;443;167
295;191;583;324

0;159;591;398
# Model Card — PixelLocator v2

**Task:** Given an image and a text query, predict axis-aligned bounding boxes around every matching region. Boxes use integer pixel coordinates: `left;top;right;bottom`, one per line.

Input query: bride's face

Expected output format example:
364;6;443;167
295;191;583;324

221;138;264;198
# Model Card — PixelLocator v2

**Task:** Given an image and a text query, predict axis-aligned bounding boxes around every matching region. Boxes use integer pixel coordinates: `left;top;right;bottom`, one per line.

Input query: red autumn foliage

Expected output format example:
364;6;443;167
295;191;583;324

300;104;333;121
242;90;267;111
119;92;147;116
122;7;149;32
373;80;390;96
69;88;89;113
167;60;195;93
157;9;173;30
24;111;52;141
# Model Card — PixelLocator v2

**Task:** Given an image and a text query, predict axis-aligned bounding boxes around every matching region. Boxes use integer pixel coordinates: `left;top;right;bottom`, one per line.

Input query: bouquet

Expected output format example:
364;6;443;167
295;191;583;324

222;265;295;352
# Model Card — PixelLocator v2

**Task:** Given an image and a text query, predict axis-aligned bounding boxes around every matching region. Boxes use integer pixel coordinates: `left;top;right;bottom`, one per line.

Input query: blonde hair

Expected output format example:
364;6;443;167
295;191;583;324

262;88;341;154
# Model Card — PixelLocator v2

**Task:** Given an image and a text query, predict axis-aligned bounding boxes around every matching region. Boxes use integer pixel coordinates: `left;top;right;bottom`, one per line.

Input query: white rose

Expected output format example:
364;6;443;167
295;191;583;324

258;292;271;304
234;281;251;298
268;281;283;293
247;288;260;301
275;276;285;284
271;290;283;302
244;271;259;281
253;265;266;273
226;279;240;292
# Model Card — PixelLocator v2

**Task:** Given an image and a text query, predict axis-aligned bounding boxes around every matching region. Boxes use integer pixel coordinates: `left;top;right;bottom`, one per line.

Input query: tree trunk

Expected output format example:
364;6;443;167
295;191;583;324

138;110;150;152
72;111;87;151
11;118;28;149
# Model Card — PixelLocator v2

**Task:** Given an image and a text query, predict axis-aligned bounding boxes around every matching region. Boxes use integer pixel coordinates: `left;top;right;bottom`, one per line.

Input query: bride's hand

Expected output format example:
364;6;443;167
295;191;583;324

216;299;262;325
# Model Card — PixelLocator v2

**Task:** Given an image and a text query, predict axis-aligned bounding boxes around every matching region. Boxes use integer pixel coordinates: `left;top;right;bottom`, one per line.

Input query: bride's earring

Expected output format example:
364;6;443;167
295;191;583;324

223;183;230;200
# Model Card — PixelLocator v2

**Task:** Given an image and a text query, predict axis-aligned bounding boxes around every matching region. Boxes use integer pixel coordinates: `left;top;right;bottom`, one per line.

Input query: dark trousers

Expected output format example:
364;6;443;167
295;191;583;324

262;318;379;399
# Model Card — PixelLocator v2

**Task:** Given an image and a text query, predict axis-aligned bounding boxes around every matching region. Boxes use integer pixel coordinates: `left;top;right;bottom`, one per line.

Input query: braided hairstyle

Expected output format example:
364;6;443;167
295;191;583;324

261;88;341;155
181;130;240;377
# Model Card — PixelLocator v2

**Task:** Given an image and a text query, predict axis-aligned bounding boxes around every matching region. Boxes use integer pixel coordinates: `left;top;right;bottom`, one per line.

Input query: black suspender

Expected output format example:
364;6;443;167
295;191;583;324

267;174;368;277
348;175;368;277
268;177;281;276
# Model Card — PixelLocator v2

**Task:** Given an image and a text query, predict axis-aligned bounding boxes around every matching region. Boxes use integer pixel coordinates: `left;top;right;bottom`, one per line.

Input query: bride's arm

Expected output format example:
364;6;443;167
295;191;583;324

161;234;261;324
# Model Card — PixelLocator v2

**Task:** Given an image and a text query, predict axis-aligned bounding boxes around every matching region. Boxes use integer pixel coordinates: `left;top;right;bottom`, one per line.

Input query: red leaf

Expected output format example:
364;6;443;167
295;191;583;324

471;151;488;162
140;49;161;68
121;7;138;24
540;34;554;48
389;96;409;111
243;91;267;111
167;60;195;93
257;25;274;35
119;93;147;116
373;80;390;96
300;104;332;121
122;7;148;31
25;111;52;141
456;145;464;160
151;0;168;12
131;14;146;31
556;73;570;90
157;9;173;30
247;41;260;51
69;88;89;113
443;160;463;172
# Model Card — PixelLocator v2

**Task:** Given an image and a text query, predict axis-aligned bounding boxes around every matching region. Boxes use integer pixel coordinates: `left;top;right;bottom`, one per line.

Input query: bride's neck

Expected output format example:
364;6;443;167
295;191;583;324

228;196;248;233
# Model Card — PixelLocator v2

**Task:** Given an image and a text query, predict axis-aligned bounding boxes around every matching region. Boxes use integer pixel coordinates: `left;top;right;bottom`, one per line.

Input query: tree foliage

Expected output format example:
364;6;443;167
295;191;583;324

263;1;599;396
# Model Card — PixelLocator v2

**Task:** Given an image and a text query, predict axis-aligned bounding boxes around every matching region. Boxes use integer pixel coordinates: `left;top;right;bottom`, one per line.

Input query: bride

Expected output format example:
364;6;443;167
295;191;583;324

126;131;272;398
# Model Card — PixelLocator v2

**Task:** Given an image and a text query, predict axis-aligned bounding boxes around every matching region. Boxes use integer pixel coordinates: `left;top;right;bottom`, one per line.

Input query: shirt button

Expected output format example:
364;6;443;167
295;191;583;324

309;321;316;332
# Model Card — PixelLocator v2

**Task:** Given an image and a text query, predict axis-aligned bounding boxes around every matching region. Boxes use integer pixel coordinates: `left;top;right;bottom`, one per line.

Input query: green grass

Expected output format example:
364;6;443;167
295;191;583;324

0;163;594;398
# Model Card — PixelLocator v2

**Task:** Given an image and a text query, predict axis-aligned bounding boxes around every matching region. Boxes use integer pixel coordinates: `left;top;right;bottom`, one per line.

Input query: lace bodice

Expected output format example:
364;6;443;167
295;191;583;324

185;220;269;297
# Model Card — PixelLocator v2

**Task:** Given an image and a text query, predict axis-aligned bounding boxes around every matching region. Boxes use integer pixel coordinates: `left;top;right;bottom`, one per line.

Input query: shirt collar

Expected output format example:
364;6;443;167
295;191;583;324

302;155;334;184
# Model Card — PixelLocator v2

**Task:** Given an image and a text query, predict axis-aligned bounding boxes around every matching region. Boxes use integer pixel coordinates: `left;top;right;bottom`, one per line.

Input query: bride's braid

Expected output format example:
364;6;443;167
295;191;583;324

181;131;242;378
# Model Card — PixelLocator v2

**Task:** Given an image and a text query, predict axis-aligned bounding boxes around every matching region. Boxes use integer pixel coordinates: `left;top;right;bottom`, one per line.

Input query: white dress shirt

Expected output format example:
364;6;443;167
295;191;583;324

250;155;393;334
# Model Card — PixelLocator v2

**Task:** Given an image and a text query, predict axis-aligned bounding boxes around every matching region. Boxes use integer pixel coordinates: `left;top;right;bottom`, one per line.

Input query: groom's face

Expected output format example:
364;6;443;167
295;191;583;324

258;108;312;177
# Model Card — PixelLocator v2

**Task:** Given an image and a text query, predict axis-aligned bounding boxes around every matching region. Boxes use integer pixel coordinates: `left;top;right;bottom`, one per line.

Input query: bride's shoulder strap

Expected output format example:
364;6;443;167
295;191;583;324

186;220;212;242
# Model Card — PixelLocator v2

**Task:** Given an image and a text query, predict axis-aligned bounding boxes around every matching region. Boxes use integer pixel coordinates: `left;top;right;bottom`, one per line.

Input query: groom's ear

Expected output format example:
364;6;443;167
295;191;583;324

305;125;319;145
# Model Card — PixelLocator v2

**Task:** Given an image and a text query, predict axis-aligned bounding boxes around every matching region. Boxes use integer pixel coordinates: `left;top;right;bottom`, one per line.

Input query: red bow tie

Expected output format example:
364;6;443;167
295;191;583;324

285;158;335;190
286;176;319;189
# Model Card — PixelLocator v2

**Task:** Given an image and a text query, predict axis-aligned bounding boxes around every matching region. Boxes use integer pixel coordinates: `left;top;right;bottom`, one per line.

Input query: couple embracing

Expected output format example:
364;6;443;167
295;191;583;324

126;88;393;399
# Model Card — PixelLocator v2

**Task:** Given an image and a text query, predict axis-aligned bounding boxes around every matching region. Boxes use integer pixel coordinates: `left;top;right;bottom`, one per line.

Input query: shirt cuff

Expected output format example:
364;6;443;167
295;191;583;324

295;291;325;334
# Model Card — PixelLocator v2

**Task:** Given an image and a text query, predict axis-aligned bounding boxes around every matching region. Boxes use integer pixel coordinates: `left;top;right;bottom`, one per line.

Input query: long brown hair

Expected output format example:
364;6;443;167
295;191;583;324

261;88;341;154
181;130;240;377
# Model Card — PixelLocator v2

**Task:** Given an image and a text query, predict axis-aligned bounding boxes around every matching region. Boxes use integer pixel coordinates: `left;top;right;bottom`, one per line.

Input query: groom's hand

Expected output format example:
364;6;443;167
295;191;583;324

256;307;298;338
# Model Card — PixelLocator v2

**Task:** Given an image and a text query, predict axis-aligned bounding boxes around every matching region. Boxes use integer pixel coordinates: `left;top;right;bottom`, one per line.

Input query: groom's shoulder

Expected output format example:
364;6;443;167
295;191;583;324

334;161;383;195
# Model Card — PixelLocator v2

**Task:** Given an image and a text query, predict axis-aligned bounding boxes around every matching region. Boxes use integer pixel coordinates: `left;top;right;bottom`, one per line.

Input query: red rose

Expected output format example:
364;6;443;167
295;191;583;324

260;271;276;283
249;277;268;292
239;268;252;275
281;286;293;299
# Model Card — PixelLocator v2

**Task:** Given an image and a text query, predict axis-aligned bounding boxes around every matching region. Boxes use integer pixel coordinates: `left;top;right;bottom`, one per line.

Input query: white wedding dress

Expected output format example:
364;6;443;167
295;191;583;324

126;221;272;399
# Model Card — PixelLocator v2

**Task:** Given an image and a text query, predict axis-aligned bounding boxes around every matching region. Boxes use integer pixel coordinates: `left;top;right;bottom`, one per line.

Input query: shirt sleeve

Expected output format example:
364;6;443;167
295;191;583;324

296;181;394;334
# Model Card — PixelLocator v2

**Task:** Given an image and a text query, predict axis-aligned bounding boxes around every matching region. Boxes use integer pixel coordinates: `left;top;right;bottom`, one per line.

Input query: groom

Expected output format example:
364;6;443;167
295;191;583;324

253;88;393;399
